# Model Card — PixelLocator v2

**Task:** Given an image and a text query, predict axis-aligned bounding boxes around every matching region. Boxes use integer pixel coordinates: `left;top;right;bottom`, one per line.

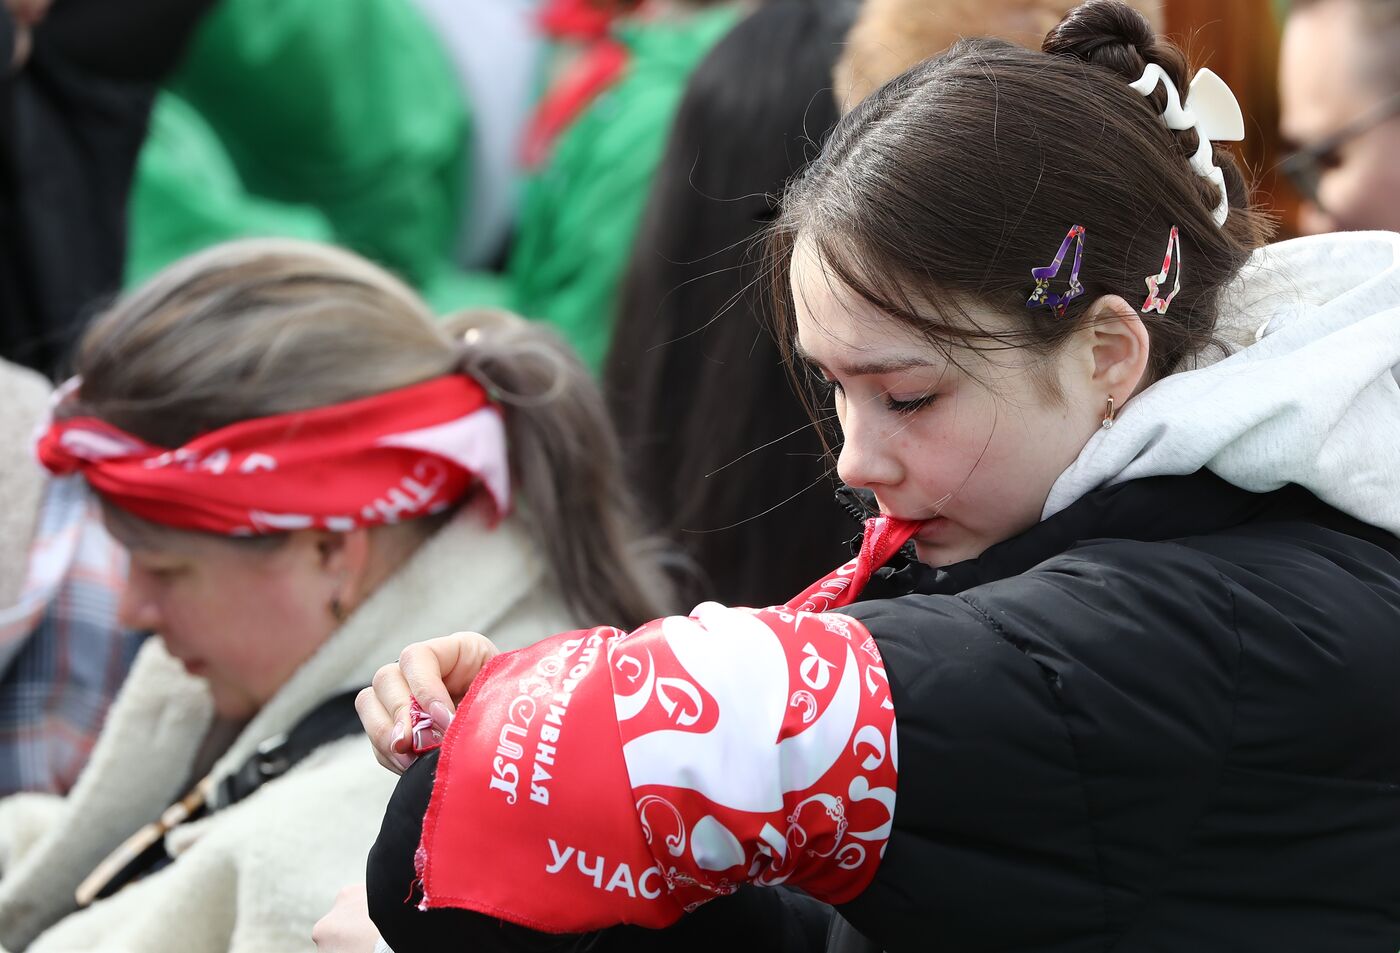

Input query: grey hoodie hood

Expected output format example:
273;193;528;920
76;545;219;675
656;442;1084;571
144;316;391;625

1045;231;1400;536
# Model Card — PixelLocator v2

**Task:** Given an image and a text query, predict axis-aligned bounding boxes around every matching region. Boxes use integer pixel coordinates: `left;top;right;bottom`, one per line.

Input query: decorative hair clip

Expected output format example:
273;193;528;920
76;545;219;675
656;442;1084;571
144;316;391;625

1142;226;1182;315
1027;224;1086;317
1128;65;1245;227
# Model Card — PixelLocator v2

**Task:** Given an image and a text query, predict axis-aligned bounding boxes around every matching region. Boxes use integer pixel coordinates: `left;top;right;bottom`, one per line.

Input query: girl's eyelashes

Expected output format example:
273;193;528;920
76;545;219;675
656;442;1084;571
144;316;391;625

813;372;936;416
884;393;937;415
807;357;936;416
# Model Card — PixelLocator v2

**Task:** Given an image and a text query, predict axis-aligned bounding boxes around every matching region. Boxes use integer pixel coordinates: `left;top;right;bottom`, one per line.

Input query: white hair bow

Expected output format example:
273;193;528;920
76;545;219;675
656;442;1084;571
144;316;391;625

1129;64;1246;227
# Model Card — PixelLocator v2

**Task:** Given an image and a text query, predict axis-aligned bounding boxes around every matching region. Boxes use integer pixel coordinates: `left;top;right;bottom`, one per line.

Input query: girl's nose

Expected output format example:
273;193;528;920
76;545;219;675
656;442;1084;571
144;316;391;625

836;402;902;490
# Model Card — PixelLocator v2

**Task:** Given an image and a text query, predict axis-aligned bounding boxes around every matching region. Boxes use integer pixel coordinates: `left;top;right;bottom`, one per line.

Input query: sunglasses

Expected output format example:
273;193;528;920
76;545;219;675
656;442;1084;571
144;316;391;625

1279;90;1400;206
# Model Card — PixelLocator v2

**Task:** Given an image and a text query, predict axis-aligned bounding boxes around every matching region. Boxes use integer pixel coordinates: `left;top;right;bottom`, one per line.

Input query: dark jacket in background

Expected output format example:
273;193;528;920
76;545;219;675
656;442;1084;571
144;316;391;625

0;0;212;373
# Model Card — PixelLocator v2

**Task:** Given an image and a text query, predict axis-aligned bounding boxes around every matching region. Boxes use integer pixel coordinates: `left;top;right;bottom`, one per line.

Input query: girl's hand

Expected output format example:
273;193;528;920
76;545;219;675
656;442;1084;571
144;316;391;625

356;632;499;774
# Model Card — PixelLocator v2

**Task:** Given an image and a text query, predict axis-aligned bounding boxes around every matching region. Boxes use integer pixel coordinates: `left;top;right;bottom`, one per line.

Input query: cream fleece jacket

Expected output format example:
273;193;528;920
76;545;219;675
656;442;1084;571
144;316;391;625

0;509;577;953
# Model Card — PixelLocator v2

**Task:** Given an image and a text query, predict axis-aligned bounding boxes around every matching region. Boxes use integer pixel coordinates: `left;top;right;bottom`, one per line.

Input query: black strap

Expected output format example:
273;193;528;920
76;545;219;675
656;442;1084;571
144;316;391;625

89;688;366;902
216;688;366;807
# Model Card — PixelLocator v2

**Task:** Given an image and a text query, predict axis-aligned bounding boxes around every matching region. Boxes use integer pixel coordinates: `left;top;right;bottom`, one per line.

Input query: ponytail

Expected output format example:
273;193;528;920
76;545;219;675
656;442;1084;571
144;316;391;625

448;310;680;629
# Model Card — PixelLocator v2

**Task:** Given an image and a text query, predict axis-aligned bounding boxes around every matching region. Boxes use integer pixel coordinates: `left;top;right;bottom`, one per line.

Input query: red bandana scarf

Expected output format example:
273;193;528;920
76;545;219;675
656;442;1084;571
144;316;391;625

36;376;509;535
415;515;917;932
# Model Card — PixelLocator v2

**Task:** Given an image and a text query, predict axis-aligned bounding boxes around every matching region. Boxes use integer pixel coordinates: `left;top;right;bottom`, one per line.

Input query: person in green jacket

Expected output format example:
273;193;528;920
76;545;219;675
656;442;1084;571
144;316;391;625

127;0;470;296
507;1;741;371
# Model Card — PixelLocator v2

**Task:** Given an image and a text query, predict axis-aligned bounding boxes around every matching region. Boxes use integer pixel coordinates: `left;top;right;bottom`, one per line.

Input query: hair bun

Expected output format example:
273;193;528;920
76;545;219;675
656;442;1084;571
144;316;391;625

1043;0;1186;93
1042;1;1257;238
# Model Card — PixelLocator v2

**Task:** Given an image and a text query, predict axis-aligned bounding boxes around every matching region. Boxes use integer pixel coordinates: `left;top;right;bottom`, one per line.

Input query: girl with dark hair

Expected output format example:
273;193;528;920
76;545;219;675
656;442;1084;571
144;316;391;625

605;0;856;608
353;3;1400;950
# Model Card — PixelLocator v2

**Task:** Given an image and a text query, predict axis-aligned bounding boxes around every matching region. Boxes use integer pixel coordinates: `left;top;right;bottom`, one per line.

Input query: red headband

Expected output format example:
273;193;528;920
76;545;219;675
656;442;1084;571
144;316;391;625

36;376;510;536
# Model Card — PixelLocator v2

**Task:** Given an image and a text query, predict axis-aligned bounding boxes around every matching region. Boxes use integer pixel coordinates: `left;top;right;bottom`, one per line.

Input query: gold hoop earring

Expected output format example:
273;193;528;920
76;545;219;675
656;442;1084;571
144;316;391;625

1102;396;1117;431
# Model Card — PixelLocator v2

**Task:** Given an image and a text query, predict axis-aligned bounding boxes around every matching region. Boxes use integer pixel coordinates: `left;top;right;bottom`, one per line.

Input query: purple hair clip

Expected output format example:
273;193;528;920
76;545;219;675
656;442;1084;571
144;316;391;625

1027;224;1086;317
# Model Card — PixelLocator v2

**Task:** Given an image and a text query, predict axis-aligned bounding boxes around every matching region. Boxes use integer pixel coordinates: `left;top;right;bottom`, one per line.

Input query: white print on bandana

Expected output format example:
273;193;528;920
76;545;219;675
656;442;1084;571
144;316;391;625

545;839;667;901
55;427;150;462
242;461;452;534
489;631;607;806
141;446;278;475
610;603;897;896
791;557;860;613
617;607;864;812
544;837;742;911
358;459;449;524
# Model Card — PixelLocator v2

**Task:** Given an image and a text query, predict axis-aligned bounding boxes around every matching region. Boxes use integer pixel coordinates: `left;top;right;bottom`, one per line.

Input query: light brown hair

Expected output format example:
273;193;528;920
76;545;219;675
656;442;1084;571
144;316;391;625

833;0;1164;110
68;239;675;628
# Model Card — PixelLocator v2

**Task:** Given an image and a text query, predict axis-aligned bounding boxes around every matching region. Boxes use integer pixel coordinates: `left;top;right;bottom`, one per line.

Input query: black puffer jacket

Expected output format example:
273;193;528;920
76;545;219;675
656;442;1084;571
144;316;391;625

369;471;1400;951
840;469;1400;950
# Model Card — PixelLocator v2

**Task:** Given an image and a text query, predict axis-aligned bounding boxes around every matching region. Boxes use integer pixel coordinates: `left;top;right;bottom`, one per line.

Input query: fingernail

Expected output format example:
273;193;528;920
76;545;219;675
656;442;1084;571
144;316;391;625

393;751;417;772
390;722;406;752
430;701;454;731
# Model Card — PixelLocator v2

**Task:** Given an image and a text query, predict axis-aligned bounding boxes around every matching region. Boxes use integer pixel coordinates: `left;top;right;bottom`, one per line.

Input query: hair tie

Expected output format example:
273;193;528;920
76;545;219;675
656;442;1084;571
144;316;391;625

454;329;503;404
1128;64;1245;227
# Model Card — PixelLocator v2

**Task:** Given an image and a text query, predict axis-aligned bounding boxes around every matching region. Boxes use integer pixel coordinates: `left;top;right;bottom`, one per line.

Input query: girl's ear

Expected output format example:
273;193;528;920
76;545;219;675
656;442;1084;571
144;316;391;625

1083;294;1151;401
307;527;374;614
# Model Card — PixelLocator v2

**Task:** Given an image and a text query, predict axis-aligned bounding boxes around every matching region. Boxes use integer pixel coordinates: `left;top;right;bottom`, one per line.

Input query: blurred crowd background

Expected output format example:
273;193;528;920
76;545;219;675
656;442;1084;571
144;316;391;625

0;0;1315;375
2;0;1398;798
